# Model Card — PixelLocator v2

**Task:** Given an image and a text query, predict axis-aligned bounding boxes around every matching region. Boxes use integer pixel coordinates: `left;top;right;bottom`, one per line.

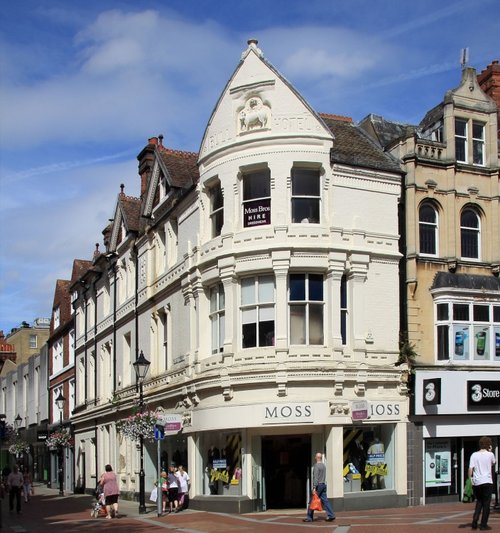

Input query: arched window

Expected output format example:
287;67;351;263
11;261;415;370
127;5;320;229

419;203;438;255
460;208;480;259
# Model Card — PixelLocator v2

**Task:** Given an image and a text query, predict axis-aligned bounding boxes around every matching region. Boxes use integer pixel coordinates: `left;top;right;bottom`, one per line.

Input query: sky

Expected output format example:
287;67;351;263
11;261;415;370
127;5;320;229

0;0;499;335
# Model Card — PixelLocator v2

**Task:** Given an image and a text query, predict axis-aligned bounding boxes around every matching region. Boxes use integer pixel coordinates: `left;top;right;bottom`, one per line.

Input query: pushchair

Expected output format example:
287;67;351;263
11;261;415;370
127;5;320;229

91;484;107;518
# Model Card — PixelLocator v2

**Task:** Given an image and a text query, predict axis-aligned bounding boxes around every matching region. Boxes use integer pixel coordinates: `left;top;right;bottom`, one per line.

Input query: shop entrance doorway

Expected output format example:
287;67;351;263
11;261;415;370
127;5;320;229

262;434;311;509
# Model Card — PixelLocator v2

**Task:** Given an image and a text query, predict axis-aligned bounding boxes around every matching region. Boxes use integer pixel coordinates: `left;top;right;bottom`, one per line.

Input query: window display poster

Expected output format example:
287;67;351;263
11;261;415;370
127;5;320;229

425;439;451;487
473;326;489;360
453;325;469;360
495;327;500;361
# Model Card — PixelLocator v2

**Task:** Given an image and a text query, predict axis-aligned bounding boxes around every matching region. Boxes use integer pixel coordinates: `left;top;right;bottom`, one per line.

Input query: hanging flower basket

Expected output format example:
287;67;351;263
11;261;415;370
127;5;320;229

46;429;73;450
8;440;30;456
116;411;160;442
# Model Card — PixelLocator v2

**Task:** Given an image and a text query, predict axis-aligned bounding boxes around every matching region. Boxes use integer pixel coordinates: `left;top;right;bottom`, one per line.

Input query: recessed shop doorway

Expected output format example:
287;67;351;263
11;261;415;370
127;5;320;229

262;434;311;509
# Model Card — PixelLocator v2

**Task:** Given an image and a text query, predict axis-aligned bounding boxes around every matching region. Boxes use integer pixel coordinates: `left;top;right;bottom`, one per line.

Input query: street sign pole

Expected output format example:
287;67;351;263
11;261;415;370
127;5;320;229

157;437;162;517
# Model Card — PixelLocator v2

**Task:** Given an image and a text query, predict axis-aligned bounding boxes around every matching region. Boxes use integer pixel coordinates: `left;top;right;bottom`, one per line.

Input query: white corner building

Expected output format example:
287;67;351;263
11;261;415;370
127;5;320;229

71;40;407;512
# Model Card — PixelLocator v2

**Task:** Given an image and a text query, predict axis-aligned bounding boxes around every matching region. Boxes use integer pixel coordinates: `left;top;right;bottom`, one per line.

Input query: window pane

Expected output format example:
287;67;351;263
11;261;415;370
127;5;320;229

258;276;274;302
212;184;223;210
242;308;257;324
259;321;275;346
210;288;218;312
219;314;225;349
437;325;449;360
461;210;479;228
243;170;270;200
308;275;323;301
461;229;479;258
341;276;347;308
290;274;305;301
473;305;489;322
292;198;320;223
219;286;225;308
494;307;500;323
456;138;466;162
242;322;256;348
455;119;467;136
292;169;320;196
473;140;484;165
290;305;306;344
437;303;448;321
419;204;436;223
309;304;324;344
212;210;223;237
259;306;274;322
419;224;436;254
241;278;255;305
472;122;484;139
453;304;469;321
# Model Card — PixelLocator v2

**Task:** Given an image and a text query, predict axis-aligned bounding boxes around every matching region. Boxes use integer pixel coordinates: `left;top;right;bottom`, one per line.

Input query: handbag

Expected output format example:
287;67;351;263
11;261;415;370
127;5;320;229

309;492;323;511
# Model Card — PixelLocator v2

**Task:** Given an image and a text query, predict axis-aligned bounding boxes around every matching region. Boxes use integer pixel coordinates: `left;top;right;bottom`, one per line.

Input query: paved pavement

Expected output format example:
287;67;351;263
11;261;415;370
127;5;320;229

1;484;499;532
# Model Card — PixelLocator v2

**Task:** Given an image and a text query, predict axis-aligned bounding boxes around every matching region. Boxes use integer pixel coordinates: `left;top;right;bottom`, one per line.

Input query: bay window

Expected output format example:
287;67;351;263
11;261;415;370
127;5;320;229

242;168;271;227
435;301;500;362
289;273;324;345
291;168;320;223
241;275;275;348
210;284;225;354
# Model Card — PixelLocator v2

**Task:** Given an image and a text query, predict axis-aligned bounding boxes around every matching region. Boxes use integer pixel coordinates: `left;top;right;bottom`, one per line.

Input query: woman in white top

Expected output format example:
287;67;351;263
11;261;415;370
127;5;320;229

468;436;496;530
177;465;190;509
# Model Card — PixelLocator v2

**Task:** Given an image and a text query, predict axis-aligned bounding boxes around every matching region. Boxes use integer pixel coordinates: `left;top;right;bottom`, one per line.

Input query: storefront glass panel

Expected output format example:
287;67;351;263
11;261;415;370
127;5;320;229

200;431;243;496
343;425;394;492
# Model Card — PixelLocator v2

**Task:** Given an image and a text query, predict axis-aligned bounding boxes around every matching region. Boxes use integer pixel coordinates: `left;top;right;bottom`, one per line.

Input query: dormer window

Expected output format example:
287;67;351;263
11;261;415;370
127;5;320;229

159;174;171;200
472;122;485;165
53;306;60;329
455;118;485;165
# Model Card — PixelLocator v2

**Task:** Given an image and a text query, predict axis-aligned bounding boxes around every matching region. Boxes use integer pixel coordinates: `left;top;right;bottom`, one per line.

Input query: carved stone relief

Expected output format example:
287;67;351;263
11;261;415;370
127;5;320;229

237;96;271;134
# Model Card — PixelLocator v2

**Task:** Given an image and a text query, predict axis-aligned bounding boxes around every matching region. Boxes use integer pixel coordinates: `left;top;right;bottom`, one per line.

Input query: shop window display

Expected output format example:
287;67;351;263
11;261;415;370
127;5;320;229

201;431;242;496
343;426;394;492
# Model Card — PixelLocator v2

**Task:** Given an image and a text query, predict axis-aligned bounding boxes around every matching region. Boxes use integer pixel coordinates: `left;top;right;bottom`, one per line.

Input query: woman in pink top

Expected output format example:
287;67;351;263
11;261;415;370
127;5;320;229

99;464;120;519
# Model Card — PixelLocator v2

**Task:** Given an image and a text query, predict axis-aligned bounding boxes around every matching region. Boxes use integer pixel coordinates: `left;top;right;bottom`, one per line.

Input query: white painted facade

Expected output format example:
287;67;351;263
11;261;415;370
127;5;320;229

71;41;407;512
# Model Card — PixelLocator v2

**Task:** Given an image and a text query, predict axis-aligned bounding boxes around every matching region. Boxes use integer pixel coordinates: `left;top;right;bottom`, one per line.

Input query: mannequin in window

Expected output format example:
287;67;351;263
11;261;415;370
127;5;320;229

366;437;385;489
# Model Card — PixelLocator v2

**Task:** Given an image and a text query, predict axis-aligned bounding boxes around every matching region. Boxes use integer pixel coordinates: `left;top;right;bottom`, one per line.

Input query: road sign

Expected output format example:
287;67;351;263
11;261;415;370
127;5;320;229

154;425;165;440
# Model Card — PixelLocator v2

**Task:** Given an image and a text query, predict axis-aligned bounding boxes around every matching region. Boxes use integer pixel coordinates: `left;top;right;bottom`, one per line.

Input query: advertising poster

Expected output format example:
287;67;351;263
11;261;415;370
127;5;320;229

453;325;469;360
495;327;500;361
473;326;489;360
425;439;451;487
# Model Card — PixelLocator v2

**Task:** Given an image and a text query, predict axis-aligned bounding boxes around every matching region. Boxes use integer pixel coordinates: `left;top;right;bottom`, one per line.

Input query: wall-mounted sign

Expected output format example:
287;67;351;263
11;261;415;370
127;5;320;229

467;381;500;409
262;403;313;424
243;198;271;227
157;413;183;435
37;430;48;441
351;400;369;420
423;378;441;406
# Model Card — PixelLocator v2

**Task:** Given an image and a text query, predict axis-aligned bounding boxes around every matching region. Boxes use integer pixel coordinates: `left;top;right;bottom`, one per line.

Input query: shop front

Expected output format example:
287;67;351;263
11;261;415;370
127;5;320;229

413;370;500;503
184;397;408;513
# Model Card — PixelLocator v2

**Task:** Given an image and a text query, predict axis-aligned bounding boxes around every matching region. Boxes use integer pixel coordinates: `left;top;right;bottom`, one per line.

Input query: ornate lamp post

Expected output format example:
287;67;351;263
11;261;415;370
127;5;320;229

14;414;22;463
133;350;150;514
55;391;66;496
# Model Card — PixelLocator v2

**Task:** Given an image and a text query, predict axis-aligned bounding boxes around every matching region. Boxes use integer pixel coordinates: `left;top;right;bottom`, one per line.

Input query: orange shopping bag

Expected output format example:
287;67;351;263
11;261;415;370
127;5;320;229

309;492;323;511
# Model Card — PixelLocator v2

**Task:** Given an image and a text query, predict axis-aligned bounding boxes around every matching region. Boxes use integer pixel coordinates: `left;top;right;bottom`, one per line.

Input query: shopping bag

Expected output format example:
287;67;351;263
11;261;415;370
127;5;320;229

149;486;158;502
309;492;323;511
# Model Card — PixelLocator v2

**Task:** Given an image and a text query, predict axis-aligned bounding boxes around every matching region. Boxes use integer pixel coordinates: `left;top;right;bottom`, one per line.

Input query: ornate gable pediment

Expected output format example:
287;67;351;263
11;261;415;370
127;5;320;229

143;155;174;219
199;40;333;164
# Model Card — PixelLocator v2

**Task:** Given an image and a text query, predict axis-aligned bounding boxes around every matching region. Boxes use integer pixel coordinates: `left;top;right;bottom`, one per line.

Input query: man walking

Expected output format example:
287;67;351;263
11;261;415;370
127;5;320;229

468;436;496;531
7;465;23;514
303;452;335;523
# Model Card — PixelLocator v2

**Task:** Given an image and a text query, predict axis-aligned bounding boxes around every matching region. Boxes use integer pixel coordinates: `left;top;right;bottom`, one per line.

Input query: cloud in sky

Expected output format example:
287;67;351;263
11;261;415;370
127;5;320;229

0;0;498;332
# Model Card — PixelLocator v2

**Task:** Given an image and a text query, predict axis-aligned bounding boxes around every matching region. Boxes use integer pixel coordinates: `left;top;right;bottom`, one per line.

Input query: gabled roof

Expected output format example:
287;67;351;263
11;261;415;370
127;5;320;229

119;193;142;233
321;114;402;173
157;147;199;189
70;259;93;284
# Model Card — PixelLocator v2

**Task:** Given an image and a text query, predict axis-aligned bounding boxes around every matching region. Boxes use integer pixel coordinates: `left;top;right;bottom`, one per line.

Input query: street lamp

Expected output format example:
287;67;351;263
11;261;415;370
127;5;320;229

55;391;66;496
133;350;150;514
